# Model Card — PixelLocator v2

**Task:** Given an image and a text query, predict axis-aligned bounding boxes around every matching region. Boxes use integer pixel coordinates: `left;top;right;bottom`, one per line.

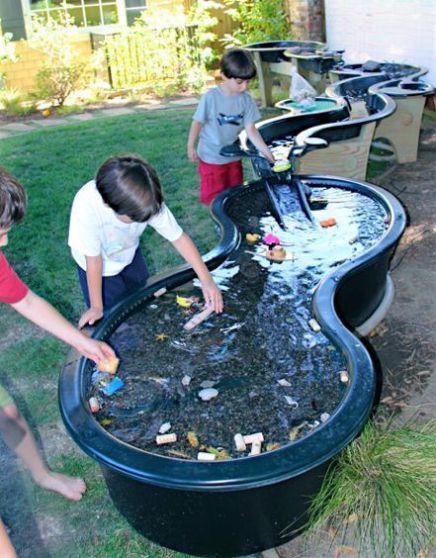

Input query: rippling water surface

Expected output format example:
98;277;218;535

89;182;387;459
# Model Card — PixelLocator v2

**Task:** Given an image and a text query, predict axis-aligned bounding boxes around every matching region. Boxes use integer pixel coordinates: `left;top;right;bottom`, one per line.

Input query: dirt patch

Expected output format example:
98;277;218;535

369;129;436;418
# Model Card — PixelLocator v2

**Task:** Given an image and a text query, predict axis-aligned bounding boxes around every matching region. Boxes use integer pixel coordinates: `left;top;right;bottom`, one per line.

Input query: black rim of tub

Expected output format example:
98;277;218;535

59;175;406;493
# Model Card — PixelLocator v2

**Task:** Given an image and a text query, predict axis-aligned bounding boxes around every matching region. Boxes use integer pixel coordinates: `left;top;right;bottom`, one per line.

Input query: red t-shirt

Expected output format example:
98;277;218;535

0;251;28;304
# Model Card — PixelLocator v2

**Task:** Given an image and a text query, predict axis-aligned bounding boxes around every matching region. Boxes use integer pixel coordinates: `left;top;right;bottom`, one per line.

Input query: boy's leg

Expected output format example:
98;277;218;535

0;518;17;558
119;247;150;293
0;401;86;501
0;386;25;448
78;264;126;311
77;249;149;313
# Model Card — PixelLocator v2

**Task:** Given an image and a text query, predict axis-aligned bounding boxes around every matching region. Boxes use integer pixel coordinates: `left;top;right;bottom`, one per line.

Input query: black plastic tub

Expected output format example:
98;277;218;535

60;177;405;557
275;96;349;119
330;61;427;82
244;40;324;63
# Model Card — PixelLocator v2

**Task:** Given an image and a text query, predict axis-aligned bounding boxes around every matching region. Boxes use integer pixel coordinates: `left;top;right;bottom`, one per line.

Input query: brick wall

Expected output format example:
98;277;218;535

324;0;436;85
286;0;325;42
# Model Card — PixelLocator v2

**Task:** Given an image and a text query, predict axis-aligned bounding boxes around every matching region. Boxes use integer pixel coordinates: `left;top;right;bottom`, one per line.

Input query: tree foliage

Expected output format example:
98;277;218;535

221;0;290;47
29;13;90;106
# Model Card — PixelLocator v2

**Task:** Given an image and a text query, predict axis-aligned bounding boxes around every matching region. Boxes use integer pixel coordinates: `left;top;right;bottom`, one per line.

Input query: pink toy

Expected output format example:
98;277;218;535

263;233;280;246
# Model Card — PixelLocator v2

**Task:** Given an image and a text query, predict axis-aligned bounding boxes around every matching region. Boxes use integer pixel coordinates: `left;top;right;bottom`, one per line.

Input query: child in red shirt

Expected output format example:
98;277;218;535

0;166;115;557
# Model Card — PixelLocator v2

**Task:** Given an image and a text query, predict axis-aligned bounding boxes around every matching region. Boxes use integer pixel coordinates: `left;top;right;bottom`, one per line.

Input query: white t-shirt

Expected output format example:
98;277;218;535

68;180;183;276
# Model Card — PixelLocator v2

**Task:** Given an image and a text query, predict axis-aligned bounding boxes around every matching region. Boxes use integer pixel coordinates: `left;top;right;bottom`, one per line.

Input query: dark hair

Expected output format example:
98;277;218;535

220;48;257;80
0;166;27;230
96;155;163;222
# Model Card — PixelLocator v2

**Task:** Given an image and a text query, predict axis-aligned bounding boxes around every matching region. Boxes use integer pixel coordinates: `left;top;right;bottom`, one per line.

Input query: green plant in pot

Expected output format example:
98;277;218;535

306;418;436;557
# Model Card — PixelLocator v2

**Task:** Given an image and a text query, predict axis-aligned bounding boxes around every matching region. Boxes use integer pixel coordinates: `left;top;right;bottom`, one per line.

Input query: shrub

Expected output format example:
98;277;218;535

0;24;18;87
221;0;290;47
307;418;436;558
0;89;36;116
29;13;90;106
100;2;219;93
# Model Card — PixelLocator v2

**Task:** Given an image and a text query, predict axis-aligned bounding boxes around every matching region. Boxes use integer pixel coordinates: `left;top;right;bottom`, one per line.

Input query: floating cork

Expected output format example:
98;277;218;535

153;287;167;298
340;370;349;383
320;412;330;423
184;305;214;331
88;397;100;413
156;433;177;445
250;440;262;456
97;356;119;374
234;433;246;452
320;218;337;228
262;248;295;262
309;318;321;332
181;375;192;386
197;452;216;461
243;432;264;445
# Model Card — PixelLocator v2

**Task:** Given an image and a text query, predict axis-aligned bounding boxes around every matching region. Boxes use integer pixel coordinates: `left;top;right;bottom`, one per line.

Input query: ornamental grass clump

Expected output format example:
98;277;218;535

308;418;436;558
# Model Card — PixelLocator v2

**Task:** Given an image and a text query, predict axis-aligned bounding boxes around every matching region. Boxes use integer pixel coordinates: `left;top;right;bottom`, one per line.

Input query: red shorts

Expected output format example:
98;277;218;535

197;160;243;205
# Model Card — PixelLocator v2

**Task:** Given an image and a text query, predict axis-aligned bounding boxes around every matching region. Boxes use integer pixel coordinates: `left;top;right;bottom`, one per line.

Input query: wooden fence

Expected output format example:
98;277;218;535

95;24;201;89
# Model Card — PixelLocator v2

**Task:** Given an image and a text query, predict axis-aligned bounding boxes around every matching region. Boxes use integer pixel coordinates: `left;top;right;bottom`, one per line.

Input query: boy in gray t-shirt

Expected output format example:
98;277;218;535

187;49;274;205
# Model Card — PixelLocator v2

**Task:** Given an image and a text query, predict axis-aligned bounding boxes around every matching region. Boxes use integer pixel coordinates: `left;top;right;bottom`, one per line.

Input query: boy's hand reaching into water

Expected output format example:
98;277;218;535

201;279;223;313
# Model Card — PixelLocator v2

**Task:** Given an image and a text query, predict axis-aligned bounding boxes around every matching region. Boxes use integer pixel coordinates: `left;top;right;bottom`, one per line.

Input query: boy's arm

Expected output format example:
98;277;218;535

245;123;275;163
78;255;104;328
171;232;223;313
11;290;114;363
187;120;202;162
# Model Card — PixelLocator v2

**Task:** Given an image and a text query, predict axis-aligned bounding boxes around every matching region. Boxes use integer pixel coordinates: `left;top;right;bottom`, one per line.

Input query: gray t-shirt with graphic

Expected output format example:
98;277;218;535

193;86;261;164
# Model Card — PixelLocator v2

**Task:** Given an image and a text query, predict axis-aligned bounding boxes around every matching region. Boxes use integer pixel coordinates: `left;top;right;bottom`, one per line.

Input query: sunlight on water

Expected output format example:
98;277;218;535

89;182;387;459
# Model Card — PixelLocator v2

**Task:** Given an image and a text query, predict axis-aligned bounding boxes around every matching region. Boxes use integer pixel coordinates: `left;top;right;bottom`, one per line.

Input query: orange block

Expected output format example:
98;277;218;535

320;218;337;228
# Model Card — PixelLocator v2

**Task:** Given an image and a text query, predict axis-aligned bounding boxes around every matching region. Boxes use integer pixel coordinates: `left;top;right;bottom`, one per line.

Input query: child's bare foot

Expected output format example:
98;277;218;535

34;471;86;501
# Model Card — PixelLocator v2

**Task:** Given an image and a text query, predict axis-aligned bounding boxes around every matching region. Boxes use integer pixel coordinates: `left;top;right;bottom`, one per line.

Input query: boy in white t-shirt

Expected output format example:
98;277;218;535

69;155;223;328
